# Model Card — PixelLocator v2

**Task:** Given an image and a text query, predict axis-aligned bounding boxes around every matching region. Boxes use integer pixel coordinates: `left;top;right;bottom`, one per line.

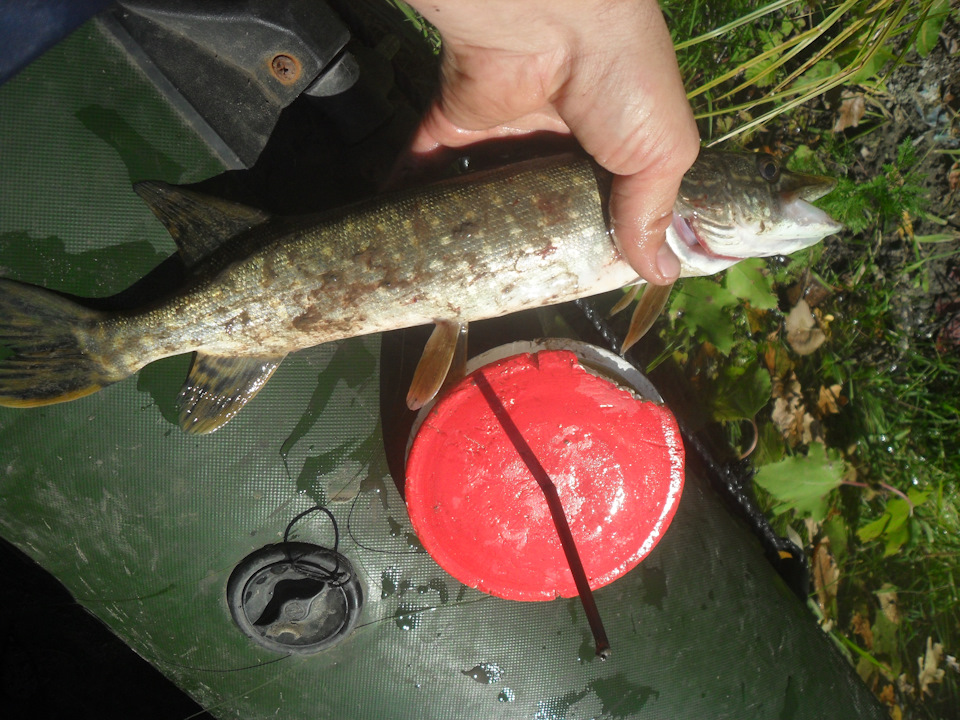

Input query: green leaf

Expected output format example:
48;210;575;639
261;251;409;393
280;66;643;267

823;514;849;565
670;278;738;353
753;421;785;467
725;258;777;310
857;488;930;552
847;45;895;85
745;56;778;88
791;59;841;91
711;361;772;422
857;514;890;543
907;488;930;507
872;608;900;674
753;442;846;522
884;498;911;535
916;0;950;58
883;521;910;557
857;500;909;546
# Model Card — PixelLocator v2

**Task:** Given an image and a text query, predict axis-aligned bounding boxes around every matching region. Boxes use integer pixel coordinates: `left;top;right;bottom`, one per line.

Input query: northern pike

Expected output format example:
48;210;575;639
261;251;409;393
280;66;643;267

0;151;840;433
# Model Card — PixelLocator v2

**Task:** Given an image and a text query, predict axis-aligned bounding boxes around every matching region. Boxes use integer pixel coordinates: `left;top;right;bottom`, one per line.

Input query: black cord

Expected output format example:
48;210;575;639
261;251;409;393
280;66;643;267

281;505;349;587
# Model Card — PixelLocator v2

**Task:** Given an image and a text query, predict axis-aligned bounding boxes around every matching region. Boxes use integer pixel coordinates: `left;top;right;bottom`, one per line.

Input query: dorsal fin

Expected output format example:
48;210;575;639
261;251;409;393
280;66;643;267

134;181;271;267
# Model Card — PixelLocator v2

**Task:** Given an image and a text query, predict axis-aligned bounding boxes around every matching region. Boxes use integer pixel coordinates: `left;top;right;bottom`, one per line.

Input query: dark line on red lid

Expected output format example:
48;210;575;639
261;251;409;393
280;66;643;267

473;371;611;659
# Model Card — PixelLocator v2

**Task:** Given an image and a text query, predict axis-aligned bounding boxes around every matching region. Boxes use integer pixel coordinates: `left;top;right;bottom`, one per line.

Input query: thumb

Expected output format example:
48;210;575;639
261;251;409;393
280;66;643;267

609;165;690;285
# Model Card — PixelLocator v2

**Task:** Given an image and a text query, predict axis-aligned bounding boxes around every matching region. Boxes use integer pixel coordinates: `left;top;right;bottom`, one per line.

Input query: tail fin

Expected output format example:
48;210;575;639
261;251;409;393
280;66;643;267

0;278;127;407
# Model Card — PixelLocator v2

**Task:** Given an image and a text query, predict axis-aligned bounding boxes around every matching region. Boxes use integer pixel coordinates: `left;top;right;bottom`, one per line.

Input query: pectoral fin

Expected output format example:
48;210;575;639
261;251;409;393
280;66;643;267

442;322;469;393
608;283;642;317
406;320;467;411
178;353;285;434
620;282;674;355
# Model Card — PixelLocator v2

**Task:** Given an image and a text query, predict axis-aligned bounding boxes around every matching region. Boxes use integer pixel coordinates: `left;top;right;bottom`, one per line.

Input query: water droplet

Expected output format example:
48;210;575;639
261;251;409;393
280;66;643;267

405;531;425;552
461;662;505;684
381;567;400;598
428;578;449;604
394;605;422;631
497;687;516;703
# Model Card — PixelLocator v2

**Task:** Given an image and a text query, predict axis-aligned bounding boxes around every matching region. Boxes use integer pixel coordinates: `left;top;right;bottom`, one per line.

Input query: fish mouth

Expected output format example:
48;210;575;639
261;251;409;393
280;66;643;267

670;212;740;262
781;195;844;234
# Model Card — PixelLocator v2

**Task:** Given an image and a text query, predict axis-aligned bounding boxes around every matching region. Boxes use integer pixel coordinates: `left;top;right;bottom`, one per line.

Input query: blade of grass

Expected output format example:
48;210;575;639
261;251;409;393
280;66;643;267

704;25;899;144
674;0;801;50
716;0;864;101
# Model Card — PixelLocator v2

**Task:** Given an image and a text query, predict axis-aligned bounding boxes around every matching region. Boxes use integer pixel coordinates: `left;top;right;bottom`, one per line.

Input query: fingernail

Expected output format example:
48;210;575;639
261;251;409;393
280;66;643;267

656;243;681;281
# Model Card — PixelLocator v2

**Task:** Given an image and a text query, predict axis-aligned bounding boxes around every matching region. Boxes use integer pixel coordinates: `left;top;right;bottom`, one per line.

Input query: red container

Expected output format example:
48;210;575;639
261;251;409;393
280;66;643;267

405;340;684;601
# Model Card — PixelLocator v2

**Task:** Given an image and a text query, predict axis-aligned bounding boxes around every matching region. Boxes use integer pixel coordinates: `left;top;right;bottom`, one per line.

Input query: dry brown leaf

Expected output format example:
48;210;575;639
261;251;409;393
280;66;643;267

852;612;874;650
786;524;805;551
745;305;769;335
785;272;835;310
763;339;778;374
812;541;839;618
786;299;826;355
771;372;806;445
771;371;801;402
877;585;900;625
763;335;793;377
785;275;807;307
877;683;895;705
802;410;822;444
918;637;945;695
818;384;844;415
834;93;866;132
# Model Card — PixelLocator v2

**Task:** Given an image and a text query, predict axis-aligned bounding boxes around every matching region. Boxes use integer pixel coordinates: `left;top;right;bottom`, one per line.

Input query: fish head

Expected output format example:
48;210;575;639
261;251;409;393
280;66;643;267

669;150;842;276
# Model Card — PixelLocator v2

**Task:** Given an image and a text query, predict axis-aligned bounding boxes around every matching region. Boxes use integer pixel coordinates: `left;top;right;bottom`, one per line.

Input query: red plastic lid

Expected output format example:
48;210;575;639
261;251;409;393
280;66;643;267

405;349;684;601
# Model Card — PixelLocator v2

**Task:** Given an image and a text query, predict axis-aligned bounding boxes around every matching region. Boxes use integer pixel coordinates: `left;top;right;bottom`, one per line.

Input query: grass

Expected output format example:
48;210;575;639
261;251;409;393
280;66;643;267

656;1;960;717
387;0;959;715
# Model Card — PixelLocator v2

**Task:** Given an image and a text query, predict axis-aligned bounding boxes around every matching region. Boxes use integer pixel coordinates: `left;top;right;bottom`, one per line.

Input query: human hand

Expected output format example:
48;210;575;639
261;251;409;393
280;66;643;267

403;0;700;285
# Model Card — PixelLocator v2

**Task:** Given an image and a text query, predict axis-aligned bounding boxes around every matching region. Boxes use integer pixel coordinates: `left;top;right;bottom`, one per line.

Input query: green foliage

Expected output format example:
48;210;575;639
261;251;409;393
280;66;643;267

711;361;772;423
871;608;902;675
753;443;847;522
386;0;442;53
651;2;957;711
858;490;930;557
818;139;926;236
753;420;787;466
822;514;849;565
665;0;946;142
724;258;779;310
916;0;952;57
668;278;738;353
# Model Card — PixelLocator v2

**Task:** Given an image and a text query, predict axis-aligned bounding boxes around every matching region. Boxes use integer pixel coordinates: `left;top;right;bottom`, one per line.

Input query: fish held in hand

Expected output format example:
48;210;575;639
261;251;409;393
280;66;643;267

0;150;840;433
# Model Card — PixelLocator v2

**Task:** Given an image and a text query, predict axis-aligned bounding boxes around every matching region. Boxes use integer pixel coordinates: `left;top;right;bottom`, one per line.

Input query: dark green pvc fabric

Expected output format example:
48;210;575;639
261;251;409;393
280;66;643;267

0;19;884;720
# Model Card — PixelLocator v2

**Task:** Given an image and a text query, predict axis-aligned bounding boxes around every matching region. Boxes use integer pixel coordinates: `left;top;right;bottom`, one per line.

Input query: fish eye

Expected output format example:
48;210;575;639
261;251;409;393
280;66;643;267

756;154;780;182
